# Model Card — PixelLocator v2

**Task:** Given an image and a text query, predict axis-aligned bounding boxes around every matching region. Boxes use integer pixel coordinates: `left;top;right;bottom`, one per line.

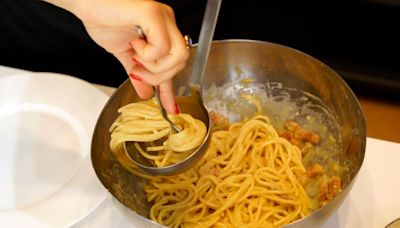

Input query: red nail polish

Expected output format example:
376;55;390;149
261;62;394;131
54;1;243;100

129;73;142;81
131;58;143;67
174;103;180;115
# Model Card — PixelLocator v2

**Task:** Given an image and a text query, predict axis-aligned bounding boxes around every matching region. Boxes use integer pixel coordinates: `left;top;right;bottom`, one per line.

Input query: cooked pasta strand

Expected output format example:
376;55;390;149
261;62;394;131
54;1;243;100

110;109;312;227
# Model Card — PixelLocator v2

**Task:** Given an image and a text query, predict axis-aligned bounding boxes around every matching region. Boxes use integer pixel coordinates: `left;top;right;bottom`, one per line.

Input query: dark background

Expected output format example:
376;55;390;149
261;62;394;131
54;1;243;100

0;0;399;99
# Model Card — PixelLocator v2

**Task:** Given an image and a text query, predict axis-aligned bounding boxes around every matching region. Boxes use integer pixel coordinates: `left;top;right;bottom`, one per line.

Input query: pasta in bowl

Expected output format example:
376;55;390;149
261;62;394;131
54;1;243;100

91;40;366;227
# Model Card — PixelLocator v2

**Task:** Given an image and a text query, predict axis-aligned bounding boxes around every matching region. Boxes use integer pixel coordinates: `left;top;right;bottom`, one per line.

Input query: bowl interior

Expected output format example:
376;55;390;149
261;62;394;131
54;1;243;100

91;40;366;227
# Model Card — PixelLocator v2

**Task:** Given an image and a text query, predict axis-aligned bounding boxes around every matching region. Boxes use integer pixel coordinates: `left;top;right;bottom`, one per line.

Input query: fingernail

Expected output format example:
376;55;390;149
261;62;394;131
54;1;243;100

129;73;142;81
174;103;180;115
131;58;143;67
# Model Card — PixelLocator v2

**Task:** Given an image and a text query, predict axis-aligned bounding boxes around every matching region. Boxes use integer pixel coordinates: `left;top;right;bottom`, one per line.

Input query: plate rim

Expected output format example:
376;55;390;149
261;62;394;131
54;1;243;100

0;71;110;227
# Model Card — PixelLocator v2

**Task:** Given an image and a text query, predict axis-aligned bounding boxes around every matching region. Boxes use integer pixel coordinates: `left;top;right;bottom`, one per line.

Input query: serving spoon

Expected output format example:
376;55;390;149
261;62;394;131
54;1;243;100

123;0;222;175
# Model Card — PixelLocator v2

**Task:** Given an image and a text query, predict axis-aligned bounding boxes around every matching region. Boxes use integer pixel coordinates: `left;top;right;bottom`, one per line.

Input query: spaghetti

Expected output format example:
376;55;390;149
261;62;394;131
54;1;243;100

142;115;311;227
109;98;207;167
110;97;313;227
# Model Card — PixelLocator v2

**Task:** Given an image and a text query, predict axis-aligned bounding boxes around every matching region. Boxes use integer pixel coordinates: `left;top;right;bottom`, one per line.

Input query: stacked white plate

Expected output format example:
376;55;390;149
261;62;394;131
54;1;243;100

0;72;109;227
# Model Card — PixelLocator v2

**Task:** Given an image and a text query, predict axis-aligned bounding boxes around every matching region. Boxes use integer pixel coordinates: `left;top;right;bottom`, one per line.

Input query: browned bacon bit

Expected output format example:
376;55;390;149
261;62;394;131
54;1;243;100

279;120;320;150
290;138;300;147
319;176;342;207
278;130;291;141
210;111;230;131
301;142;313;154
302;131;320;144
294;127;303;139
328;176;342;194
307;163;325;178
283;120;300;132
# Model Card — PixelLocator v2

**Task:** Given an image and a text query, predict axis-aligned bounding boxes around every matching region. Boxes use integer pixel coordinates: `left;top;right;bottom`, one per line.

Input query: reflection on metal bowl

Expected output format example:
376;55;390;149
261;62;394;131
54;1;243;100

91;40;366;227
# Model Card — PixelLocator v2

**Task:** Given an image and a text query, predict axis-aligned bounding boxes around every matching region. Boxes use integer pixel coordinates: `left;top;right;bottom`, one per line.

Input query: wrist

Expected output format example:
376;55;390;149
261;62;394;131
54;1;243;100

43;0;79;14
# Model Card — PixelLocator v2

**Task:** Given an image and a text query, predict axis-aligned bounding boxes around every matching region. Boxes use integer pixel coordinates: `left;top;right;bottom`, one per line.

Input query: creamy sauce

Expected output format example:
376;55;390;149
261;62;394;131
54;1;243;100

204;79;347;210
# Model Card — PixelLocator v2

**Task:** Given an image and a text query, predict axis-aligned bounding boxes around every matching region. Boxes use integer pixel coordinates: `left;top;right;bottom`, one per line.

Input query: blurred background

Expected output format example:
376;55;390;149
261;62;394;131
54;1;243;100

0;0;399;99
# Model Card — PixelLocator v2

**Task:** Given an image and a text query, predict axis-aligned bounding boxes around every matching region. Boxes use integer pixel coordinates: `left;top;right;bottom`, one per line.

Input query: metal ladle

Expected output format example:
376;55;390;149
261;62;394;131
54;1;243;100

123;0;222;175
386;218;400;228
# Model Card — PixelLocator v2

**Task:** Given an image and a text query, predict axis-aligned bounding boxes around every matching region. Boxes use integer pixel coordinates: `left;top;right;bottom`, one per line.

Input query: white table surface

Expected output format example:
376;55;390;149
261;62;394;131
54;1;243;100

1;66;399;228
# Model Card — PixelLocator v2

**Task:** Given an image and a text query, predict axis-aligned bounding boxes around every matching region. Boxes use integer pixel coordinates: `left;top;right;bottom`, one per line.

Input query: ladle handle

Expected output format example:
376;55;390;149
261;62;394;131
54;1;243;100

190;0;222;89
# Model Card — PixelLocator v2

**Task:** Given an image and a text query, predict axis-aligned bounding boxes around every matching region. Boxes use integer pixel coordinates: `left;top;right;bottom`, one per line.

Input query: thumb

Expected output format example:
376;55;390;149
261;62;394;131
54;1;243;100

129;30;170;61
129;38;147;57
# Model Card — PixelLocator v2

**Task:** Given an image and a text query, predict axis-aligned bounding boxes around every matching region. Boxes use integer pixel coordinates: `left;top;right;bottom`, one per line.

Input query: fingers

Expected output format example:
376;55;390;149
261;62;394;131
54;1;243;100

128;74;153;99
129;61;186;85
129;3;171;62
130;2;189;75
131;44;188;75
104;1;187;115
113;50;153;99
131;14;189;74
158;80;178;115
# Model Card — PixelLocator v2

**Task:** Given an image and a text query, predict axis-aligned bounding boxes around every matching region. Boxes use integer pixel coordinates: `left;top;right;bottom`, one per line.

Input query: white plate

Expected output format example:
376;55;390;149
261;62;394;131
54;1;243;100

0;72;109;227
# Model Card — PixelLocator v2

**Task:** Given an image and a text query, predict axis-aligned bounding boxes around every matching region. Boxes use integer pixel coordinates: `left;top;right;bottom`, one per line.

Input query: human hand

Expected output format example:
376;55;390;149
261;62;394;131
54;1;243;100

71;0;189;114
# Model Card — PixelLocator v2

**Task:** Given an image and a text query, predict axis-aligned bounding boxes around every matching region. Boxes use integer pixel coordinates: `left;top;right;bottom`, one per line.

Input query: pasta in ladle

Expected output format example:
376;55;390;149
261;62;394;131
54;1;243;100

109;98;207;167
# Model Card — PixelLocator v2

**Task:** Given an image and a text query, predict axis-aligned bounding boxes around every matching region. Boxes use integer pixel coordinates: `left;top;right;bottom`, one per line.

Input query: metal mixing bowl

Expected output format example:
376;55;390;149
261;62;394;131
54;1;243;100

91;40;366;227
